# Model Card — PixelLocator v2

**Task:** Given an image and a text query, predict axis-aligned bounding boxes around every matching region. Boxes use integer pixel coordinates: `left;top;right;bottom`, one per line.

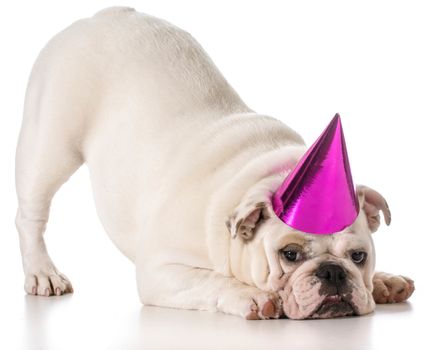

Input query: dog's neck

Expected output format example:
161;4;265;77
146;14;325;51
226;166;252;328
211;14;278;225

205;144;306;278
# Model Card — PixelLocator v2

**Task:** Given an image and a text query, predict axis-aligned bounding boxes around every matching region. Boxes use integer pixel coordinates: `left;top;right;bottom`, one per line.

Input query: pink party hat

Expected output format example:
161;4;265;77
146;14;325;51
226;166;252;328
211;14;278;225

272;114;359;234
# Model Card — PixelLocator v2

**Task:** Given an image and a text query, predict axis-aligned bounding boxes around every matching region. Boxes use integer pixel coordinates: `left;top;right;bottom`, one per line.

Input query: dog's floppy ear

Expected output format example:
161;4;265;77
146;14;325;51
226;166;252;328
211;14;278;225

357;185;391;233
225;201;271;241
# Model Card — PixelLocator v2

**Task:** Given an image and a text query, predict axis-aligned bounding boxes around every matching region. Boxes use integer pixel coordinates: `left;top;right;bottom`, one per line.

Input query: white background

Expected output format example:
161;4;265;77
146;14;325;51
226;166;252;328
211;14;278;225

0;1;433;349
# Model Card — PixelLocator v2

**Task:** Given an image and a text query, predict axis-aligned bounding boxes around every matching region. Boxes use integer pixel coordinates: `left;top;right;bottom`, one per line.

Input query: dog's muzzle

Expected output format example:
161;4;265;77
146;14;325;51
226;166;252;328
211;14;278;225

310;263;356;318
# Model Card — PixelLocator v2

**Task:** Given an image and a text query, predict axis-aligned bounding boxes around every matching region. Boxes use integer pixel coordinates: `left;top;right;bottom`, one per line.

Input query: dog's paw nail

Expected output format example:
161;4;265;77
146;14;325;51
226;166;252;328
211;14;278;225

55;288;61;296
31;287;37;295
45;288;50;297
246;311;260;320
262;300;276;318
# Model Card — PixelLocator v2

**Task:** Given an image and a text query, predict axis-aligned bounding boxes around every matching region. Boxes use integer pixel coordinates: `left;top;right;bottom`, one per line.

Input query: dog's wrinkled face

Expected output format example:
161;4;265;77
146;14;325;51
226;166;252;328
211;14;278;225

227;184;390;319
267;218;376;319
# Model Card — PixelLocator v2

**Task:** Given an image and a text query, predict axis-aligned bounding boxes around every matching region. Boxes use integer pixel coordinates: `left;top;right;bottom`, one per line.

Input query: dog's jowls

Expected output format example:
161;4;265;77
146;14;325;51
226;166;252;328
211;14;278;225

15;7;414;319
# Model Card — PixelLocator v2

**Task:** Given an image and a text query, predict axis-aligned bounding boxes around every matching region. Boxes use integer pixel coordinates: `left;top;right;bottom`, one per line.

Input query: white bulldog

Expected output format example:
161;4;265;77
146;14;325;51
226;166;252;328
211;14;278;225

15;7;414;319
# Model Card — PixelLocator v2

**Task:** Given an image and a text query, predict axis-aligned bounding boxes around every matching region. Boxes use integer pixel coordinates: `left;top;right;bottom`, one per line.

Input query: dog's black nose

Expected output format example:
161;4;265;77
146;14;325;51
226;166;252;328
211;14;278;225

316;263;347;287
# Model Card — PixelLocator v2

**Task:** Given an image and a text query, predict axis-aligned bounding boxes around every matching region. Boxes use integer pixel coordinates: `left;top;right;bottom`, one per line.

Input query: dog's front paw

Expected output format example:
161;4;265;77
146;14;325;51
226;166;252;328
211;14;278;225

373;272;414;304
245;292;283;320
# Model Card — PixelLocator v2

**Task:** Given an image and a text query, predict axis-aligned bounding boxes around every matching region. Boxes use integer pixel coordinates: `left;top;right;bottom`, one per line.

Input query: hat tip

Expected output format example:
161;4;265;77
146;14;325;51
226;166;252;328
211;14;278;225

332;113;342;129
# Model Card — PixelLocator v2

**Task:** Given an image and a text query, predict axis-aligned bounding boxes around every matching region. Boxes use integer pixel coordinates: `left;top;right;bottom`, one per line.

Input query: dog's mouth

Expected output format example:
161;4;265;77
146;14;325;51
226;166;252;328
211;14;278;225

309;294;356;319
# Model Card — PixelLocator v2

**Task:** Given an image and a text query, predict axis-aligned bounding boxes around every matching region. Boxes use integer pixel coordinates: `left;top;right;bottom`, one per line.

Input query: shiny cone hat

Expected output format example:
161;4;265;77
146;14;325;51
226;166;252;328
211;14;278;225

272;114;359;234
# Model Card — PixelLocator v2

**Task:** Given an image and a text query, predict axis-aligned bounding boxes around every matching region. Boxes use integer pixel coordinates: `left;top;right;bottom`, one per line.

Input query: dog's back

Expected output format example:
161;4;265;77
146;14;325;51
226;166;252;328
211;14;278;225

23;6;248;147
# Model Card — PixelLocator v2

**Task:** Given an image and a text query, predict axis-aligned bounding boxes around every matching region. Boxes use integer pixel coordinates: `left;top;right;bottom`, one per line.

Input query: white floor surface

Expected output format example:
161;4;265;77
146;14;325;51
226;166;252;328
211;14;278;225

1;276;432;350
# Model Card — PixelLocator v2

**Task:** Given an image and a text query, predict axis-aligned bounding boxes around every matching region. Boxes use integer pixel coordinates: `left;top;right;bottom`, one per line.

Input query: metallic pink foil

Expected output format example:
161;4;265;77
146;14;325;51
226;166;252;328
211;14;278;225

272;114;359;234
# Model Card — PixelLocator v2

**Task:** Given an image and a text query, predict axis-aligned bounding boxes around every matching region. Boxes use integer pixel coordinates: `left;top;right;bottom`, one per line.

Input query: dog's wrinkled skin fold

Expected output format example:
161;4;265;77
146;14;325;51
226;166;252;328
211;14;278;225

15;7;414;319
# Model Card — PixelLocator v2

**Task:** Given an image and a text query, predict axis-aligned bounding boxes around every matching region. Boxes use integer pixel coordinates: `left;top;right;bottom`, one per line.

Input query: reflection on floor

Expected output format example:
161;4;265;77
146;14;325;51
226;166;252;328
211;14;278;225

4;291;423;350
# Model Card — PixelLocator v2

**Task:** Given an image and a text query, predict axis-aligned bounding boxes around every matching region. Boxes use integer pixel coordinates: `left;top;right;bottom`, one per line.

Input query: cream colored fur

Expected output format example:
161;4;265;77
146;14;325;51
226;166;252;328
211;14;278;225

15;7;414;319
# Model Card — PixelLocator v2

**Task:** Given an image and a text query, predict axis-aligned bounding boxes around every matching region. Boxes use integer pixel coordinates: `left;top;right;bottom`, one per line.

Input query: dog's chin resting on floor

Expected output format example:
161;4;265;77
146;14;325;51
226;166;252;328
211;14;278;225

15;6;414;319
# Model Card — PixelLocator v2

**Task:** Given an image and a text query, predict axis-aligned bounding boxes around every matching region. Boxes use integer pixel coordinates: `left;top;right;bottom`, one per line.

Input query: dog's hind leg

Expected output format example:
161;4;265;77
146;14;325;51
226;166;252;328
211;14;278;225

15;77;84;296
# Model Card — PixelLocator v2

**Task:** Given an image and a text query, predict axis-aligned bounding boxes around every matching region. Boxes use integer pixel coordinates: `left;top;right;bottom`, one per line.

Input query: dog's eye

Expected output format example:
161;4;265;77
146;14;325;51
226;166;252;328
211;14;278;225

351;251;367;265
281;245;303;262
283;250;300;262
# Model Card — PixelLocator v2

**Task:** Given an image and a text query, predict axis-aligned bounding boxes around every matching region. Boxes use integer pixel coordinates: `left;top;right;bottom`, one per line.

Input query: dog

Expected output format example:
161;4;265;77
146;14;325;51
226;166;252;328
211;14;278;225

15;7;414;319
